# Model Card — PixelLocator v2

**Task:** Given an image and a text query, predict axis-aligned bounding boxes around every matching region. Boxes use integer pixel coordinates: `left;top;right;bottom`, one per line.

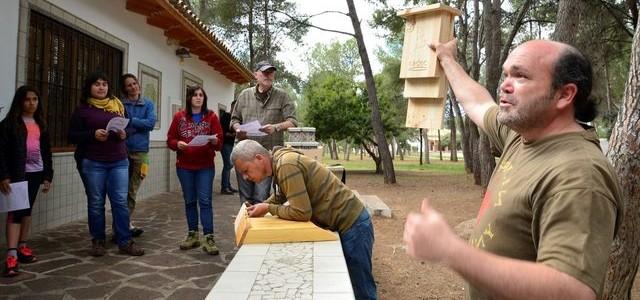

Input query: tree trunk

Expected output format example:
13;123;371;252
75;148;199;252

470;122;481;185
449;98;458;162
423;129;431;164
362;142;382;174
346;0;396;183
551;0;583;45
438;129;443;161
344;140;351;161
464;0;480;174
248;0;255;68
478;134;495;188
477;0;500;187
602;18;640;300
419;128;423;165
331;138;339;160
604;57;612;112
470;0;480;80
323;142;327;157
263;0;270;58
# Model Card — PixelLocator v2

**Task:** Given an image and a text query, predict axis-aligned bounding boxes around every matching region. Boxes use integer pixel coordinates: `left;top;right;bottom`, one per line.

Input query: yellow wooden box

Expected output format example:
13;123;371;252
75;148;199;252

234;204;338;247
405;97;445;129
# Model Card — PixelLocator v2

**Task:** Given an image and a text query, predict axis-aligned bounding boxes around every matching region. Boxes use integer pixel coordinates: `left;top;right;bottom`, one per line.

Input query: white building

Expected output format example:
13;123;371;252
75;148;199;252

0;0;252;237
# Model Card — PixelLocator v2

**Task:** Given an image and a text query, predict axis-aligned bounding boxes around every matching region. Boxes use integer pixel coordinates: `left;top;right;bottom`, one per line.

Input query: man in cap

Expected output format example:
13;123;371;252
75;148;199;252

230;60;297;204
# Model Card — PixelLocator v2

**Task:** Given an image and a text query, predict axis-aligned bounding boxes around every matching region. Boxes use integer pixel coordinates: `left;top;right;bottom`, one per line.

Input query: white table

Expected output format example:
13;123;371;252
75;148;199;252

207;240;354;300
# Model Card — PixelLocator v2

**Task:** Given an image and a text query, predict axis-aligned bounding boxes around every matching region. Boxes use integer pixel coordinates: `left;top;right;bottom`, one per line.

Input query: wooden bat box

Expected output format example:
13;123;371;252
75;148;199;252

234;204;338;247
398;4;460;79
405;98;445;129
398;3;459;130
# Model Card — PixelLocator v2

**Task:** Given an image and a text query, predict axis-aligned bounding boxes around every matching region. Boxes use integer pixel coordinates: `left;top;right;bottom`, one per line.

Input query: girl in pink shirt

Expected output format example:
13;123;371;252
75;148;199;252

0;86;53;277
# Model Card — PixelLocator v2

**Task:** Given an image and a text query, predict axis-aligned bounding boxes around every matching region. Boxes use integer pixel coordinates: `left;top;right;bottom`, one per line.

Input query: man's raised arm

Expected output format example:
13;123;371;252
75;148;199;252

430;39;497;130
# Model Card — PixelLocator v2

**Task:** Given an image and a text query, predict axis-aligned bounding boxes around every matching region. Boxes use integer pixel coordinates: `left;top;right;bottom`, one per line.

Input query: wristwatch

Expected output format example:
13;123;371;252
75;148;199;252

274;124;281;132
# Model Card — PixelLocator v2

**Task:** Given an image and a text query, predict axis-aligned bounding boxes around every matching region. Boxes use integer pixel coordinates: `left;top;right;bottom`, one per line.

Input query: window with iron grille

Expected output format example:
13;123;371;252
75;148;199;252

27;10;123;151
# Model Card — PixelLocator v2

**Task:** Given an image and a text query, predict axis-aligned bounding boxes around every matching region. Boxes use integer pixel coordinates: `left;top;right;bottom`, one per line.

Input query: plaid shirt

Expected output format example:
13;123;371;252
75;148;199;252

231;85;297;150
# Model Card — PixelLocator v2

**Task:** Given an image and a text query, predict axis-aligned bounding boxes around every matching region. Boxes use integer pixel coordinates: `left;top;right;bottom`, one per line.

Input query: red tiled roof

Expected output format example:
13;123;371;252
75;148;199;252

126;0;253;84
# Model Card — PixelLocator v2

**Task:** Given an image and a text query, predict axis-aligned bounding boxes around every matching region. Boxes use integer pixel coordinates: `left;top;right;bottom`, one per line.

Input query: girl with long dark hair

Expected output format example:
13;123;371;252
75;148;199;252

0;85;53;276
167;86;223;255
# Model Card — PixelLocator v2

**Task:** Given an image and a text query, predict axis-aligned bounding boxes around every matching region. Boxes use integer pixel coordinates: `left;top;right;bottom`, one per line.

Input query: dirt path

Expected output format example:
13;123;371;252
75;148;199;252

345;170;639;300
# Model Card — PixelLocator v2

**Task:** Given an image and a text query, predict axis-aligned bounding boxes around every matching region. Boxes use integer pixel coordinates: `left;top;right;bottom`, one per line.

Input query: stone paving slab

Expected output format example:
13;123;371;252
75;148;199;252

0;190;243;299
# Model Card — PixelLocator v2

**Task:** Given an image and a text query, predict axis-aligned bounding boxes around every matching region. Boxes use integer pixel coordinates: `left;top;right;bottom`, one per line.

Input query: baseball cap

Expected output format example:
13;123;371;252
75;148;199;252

255;61;277;72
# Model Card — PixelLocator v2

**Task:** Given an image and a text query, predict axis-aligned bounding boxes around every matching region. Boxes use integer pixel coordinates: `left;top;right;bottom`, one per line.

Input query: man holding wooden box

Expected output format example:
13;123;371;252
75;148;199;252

231;140;377;300
403;39;623;300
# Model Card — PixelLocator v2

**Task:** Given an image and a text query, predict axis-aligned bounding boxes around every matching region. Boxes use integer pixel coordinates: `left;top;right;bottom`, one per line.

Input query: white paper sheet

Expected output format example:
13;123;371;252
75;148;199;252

106;117;129;132
0;181;30;213
238;120;267;137
188;135;217;146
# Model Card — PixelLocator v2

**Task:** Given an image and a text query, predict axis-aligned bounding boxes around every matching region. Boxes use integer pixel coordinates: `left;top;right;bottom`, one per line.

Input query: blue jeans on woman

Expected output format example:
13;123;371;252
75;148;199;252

340;208;377;300
82;158;131;247
176;167;215;234
220;143;234;190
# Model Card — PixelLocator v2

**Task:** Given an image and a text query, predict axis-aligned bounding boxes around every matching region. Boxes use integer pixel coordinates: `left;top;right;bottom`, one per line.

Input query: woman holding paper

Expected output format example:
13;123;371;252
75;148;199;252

167;86;223;255
68;71;144;257
0;86;53;277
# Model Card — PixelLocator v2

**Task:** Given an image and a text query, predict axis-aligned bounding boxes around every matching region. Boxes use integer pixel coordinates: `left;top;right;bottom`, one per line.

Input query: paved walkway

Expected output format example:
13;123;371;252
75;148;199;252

0;190;242;299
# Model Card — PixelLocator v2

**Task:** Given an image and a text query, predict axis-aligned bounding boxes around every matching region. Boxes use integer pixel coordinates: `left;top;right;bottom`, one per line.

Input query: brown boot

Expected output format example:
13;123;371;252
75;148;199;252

89;239;106;257
118;240;144;256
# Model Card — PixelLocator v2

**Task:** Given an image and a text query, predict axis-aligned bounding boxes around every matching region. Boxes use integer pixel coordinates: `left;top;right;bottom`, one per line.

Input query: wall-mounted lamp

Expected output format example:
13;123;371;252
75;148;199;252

175;47;191;62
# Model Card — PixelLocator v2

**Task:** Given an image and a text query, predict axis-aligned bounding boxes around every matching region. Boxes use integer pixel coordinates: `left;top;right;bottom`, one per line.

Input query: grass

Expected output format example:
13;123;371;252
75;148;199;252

323;154;466;174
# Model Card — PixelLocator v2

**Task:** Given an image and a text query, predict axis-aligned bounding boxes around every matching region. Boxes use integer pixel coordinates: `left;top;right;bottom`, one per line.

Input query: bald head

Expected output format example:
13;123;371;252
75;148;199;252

507;40;595;122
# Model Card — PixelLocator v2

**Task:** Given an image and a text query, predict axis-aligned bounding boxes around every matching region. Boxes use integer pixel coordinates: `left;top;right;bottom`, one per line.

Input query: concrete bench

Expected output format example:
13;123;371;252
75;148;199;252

207;240;355;299
353;191;392;218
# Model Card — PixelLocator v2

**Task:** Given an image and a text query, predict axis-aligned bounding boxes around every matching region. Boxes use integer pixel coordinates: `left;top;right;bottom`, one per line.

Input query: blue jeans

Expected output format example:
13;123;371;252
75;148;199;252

176;167;215;234
82;158;131;247
340;209;377;300
236;172;271;204
220;143;234;190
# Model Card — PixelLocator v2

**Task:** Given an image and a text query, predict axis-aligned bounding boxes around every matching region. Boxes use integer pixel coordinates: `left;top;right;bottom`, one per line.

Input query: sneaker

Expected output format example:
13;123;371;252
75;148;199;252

221;188;235;195
130;227;144;237
229;187;238;193
4;256;19;277
179;231;200;250
202;234;219;255
118;240;145;256
89;239;106;257
17;245;37;263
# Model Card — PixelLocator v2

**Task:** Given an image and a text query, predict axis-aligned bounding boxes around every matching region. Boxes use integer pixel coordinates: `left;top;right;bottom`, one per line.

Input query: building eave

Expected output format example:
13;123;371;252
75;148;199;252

126;0;253;84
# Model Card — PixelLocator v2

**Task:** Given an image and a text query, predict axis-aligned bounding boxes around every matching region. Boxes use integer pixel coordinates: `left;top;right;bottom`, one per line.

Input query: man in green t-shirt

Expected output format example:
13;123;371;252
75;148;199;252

403;39;623;300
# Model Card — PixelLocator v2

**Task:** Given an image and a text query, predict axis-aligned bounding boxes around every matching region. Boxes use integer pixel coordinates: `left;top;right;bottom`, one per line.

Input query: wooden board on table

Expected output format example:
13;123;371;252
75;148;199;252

234;204;338;246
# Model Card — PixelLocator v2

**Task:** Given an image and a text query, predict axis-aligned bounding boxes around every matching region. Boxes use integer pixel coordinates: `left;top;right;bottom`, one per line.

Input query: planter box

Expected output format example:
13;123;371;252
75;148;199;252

287;127;316;142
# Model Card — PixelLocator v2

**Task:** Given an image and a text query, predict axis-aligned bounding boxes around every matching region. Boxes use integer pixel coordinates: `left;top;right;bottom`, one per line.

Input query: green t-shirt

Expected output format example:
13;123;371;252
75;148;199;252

466;106;623;300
